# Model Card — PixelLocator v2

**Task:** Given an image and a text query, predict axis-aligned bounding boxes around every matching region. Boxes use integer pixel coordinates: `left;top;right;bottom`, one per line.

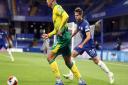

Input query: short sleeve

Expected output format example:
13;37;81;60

55;6;64;16
4;31;8;36
84;23;90;32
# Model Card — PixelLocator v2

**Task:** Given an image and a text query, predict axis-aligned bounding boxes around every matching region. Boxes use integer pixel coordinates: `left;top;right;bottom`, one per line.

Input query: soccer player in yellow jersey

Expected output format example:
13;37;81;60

42;0;86;85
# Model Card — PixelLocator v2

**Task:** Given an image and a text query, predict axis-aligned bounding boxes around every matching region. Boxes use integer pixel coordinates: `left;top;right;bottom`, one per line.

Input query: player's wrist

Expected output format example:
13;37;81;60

57;31;62;36
81;43;84;46
47;33;50;38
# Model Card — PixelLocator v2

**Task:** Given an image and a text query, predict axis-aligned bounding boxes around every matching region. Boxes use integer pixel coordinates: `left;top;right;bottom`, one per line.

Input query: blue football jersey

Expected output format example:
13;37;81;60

76;19;94;47
0;30;8;45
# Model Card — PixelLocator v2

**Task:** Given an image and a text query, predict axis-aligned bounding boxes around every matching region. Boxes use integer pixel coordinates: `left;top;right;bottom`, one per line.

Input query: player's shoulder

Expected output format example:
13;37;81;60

53;4;64;14
54;4;63;11
82;19;89;25
80;19;89;28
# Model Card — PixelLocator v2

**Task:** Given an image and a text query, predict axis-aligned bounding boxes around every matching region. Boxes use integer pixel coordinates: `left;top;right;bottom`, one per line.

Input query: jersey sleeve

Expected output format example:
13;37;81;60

3;31;8;38
4;31;8;36
84;22;90;32
55;6;64;16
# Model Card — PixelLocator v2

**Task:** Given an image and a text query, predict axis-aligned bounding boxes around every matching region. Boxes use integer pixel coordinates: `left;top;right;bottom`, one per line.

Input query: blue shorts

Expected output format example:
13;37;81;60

74;45;97;58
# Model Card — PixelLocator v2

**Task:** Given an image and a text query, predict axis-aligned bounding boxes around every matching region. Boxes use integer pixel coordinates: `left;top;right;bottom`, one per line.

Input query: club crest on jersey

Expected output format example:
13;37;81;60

79;26;83;30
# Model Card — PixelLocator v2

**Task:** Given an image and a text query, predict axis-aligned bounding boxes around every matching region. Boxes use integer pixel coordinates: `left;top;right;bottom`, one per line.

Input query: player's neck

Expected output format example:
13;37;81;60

52;2;57;9
78;18;83;23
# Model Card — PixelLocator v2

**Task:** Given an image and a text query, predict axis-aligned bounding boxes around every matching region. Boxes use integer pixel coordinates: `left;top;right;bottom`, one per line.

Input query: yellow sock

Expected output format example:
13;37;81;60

71;64;81;79
50;61;60;78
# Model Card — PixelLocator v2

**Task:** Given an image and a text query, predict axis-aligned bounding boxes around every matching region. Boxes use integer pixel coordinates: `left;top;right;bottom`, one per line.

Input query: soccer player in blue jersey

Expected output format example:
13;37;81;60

63;7;114;84
0;29;14;62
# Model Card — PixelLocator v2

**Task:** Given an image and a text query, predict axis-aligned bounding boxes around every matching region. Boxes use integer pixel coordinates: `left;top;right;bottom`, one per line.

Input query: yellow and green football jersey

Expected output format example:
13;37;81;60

48;4;71;56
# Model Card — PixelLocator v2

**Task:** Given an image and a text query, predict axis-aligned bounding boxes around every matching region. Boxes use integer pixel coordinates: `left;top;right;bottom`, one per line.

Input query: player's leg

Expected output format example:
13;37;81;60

45;42;50;54
92;56;114;84
47;44;63;85
6;48;14;62
41;43;45;54
4;38;14;62
3;42;14;62
62;46;86;85
63;50;78;80
63;46;85;80
86;48;114;84
44;46;47;54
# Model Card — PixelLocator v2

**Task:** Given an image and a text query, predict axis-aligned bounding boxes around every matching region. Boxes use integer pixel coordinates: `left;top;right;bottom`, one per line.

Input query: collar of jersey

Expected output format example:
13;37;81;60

77;19;84;25
53;3;58;9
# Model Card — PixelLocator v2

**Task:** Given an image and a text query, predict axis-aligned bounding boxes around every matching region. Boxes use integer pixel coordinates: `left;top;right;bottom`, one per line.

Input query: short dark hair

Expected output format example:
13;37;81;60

74;7;83;16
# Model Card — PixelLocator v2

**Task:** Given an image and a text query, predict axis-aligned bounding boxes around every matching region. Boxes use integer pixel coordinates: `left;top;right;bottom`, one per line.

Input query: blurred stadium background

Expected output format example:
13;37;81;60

0;0;128;85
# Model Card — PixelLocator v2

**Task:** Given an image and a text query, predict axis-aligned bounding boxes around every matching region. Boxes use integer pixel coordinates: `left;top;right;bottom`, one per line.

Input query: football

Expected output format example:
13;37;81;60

7;76;18;85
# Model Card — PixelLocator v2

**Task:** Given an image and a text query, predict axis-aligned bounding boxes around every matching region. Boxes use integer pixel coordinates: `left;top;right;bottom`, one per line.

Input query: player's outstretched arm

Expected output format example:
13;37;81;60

42;28;57;39
48;28;57;38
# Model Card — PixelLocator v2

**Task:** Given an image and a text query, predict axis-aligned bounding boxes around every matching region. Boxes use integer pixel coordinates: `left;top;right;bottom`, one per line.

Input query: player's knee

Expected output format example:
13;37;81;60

47;53;54;62
93;58;99;64
72;52;76;58
71;50;79;58
94;61;98;64
47;56;55;64
47;57;51;62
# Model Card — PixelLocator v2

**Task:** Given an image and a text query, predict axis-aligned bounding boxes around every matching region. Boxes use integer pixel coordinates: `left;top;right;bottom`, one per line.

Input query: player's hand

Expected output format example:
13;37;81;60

78;44;83;48
42;34;49;39
57;31;62;36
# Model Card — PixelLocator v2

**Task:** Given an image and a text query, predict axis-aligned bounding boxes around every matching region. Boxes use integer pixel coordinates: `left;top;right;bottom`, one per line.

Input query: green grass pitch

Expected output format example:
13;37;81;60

0;52;128;85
